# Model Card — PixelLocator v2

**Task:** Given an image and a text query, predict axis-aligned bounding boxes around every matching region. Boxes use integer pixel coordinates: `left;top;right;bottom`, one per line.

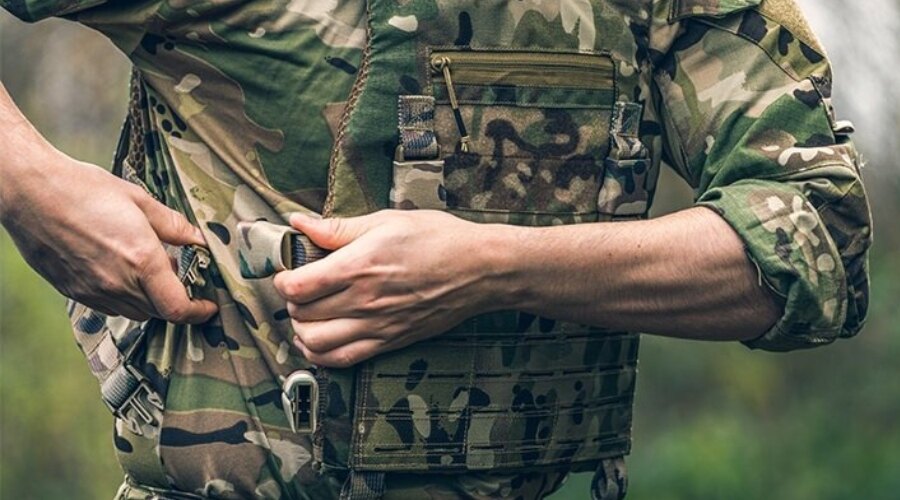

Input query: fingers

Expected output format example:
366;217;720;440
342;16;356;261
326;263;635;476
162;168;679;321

273;259;349;304
289;212;373;251
91;295;152;322
284;288;362;322
290;316;382;354
293;334;385;369
138;246;218;324
137;194;206;247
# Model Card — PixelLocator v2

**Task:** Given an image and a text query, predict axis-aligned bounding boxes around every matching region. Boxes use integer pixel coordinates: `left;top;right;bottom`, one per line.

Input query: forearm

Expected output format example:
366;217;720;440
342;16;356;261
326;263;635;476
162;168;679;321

497;207;782;341
0;82;60;217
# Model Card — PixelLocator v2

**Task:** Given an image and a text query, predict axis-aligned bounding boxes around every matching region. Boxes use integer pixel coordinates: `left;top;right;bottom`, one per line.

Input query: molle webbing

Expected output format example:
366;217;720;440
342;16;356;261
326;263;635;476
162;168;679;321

352;327;638;472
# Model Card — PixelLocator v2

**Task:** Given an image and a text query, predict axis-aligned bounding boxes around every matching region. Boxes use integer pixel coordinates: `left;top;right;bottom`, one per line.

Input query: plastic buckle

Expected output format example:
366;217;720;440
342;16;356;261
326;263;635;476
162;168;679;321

103;365;164;435
282;371;318;434
178;245;210;298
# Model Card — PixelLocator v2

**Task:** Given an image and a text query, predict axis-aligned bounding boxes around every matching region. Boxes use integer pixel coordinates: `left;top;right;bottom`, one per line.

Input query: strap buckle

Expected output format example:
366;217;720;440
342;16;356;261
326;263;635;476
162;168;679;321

282;370;318;434
178;245;211;295
102;364;164;435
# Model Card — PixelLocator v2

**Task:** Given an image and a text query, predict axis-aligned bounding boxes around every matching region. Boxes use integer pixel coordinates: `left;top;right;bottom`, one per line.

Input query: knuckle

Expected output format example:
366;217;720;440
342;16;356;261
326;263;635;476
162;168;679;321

292;320;311;341
354;285;384;314
327;219;347;243
167;209;190;235
129;245;159;274
124;182;147;200
276;273;302;300
303;335;329;354
160;301;190;323
357;296;380;315
283;282;301;301
95;272;125;295
294;326;329;353
332;352;355;369
272;273;289;296
286;302;301;319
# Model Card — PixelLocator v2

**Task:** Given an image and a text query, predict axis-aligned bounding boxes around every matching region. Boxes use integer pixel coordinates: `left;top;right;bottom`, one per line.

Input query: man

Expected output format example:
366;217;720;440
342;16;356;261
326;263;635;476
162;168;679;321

0;0;871;498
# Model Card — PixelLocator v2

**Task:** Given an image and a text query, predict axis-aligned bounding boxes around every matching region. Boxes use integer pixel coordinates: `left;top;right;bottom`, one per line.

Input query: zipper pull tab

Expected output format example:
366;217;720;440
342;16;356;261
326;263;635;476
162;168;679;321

431;55;472;153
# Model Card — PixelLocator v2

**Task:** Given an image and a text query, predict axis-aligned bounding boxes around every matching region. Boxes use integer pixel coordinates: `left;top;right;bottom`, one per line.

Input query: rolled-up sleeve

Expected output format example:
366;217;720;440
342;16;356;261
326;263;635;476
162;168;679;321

652;5;872;351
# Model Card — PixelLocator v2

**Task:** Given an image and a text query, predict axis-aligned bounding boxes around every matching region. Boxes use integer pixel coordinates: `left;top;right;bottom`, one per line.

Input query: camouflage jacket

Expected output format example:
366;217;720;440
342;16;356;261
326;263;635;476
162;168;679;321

2;0;872;498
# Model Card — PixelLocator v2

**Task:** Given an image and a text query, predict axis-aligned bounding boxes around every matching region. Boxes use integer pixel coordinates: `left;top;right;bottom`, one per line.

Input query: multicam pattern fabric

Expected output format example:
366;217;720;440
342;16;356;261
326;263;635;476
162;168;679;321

390;95;447;210
2;0;873;498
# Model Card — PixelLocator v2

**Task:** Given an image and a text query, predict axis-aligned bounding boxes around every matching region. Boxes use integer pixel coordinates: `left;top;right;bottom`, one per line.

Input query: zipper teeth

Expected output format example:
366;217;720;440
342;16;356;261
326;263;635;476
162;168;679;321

430;52;614;72
323;8;374;218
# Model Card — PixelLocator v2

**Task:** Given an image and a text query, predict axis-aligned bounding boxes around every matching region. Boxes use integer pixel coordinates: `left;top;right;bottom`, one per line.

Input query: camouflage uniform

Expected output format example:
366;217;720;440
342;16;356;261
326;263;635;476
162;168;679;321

1;0;871;498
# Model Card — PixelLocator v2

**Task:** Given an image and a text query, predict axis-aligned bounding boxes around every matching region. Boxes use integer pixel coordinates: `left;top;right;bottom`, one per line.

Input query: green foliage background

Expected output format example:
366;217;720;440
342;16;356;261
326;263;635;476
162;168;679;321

1;4;898;499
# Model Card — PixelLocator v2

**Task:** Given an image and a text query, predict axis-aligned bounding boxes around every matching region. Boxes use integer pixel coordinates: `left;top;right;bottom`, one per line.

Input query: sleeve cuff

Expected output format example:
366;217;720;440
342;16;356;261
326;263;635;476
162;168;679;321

696;180;849;352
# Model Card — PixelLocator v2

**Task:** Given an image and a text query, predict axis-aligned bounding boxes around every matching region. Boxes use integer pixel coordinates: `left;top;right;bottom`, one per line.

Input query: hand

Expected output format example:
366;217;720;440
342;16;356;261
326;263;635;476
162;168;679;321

273;210;512;368
0;150;218;323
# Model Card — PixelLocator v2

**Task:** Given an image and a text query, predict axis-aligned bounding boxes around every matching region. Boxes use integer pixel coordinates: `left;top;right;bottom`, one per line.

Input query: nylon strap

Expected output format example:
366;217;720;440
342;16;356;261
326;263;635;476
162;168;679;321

397;95;439;160
237;220;327;279
391;95;447;210
591;457;628;500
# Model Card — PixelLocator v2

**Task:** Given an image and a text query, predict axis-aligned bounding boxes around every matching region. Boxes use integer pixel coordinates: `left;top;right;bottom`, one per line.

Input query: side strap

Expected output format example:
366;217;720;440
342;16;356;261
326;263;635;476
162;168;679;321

591;457;628;500
73;245;210;435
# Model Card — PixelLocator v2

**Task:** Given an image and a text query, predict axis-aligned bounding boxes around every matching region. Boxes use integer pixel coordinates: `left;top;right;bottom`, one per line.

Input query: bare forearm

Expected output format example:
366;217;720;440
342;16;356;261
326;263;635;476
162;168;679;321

0;82;59;216
498;207;781;341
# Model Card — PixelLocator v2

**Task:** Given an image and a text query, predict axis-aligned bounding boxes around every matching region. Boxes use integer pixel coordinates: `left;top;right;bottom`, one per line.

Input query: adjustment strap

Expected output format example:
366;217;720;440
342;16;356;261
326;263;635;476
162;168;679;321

237;220;328;279
397;95;439;161
591;457;628;500
391;96;447;210
72;245;209;435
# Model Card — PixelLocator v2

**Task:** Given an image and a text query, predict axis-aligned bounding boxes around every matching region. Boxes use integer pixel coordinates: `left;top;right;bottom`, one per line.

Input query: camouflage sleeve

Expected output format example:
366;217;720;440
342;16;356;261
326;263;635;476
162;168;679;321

650;0;872;351
0;0;106;22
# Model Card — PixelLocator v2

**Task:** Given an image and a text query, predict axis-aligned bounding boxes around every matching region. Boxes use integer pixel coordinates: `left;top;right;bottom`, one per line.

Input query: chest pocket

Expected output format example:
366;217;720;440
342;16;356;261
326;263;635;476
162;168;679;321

426;49;617;226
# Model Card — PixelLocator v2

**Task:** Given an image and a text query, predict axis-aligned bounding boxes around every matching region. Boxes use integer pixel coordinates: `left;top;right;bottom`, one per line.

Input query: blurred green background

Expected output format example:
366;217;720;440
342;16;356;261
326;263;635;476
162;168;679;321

1;2;898;498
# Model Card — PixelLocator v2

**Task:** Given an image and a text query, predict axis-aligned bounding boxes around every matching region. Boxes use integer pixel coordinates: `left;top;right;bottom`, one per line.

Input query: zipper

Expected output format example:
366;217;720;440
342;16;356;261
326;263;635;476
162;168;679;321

429;50;615;89
430;55;472;153
430;50;614;152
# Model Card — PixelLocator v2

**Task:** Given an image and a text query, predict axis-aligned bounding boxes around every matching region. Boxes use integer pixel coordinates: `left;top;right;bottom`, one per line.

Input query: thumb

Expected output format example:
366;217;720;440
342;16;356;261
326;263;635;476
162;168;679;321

139;196;206;246
289;212;372;250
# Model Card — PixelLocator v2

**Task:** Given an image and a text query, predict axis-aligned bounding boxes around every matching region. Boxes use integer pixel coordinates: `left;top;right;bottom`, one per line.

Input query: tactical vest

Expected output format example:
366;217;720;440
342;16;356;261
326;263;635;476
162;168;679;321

67;1;662;498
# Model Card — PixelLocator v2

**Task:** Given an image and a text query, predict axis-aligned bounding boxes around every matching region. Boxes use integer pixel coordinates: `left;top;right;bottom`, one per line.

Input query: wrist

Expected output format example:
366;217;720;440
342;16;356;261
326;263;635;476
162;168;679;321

0;144;67;223
466;222;533;313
